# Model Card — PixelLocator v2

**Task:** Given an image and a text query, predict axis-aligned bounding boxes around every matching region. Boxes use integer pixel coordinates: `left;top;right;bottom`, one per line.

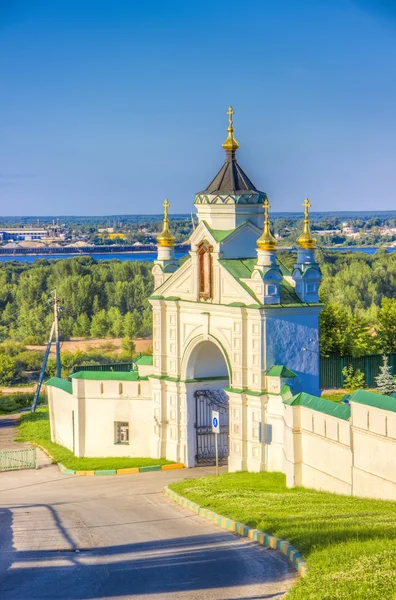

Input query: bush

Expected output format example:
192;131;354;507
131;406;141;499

342;365;365;390
0;392;47;414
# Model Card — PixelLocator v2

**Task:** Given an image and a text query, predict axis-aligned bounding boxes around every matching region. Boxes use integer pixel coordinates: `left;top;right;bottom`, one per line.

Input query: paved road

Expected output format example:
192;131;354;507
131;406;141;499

0;463;296;599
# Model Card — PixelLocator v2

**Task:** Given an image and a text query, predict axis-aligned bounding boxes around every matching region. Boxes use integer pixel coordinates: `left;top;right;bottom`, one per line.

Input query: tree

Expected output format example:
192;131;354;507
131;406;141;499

90;310;108;338
0;354;16;385
72;313;91;338
377;298;396;354
375;356;396;396
123;312;139;339
121;337;136;360
342;365;365;391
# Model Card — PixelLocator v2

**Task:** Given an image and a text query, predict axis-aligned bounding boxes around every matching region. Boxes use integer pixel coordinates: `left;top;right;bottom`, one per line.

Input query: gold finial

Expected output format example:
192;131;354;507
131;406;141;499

257;198;278;251
297;198;316;249
157;199;175;247
222;105;240;151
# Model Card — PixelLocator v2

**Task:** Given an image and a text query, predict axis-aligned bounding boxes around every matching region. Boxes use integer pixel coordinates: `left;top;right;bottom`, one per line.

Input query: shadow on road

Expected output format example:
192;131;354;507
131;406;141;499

0;502;293;599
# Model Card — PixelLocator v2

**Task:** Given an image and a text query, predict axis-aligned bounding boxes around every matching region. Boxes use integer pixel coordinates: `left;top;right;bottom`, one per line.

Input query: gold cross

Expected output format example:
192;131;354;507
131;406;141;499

163;199;170;220
264;198;271;221
227;106;234;128
302;198;311;219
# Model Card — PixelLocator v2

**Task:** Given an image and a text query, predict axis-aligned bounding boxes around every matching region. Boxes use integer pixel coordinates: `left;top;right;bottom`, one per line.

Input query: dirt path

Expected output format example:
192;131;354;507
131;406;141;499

26;337;152;355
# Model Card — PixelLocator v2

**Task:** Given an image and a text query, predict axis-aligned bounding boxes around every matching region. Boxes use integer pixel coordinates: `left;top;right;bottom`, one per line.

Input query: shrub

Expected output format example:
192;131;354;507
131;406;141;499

342;365;365;390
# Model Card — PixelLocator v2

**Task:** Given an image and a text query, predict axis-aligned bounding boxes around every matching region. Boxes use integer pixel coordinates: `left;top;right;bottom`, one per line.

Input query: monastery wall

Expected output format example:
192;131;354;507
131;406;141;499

48;387;78;452
282;401;396;501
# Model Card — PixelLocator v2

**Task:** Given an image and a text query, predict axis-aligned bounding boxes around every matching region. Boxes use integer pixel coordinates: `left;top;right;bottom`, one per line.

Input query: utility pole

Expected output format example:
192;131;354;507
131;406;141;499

51;289;63;378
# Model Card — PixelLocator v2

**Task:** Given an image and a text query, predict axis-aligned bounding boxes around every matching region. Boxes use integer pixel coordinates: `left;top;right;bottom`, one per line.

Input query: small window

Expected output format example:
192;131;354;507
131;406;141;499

119;383;123;395
114;421;129;444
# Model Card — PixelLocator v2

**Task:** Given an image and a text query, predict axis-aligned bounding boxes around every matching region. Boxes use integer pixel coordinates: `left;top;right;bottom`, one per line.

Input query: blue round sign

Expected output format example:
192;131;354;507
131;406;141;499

213;417;218;428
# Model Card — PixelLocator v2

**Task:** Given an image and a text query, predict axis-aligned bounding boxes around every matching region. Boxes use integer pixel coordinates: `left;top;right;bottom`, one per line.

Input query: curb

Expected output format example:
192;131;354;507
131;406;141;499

163;485;308;578
57;463;185;476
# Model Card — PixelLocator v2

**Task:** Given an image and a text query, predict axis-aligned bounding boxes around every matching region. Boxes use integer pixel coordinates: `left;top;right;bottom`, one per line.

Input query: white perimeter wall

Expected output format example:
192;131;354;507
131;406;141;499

50;379;158;459
282;401;396;501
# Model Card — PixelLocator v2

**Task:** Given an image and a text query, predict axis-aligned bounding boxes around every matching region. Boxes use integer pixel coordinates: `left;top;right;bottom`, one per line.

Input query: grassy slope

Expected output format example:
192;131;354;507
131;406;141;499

170;472;396;600
17;408;173;470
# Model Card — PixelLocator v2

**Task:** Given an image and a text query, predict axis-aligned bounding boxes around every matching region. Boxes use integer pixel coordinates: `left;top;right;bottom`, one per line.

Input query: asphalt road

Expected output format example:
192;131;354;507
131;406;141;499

0;463;296;599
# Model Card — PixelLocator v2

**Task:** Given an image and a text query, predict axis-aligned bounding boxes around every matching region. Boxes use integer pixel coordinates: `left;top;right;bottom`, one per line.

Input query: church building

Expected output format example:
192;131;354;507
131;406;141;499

46;108;396;502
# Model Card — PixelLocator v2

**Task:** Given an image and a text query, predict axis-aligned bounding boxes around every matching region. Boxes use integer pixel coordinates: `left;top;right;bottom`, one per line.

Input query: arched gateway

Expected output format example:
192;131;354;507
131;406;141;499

184;340;230;465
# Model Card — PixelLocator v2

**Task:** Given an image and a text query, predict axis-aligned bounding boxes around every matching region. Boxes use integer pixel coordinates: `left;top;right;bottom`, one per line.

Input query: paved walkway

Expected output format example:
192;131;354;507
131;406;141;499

0;428;297;599
0;413;52;467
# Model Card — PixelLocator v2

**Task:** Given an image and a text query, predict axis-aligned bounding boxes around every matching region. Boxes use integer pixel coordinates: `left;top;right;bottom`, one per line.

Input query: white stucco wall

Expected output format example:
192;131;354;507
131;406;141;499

48;387;78;452
351;402;396;501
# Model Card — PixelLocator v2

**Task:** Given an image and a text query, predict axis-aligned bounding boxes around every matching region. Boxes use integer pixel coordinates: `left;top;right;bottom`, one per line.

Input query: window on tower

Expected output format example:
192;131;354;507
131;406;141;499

198;241;213;300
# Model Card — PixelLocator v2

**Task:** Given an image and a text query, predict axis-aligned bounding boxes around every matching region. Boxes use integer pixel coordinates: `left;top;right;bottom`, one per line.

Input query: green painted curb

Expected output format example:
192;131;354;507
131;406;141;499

63;468;76;475
163;485;307;578
139;465;162;472
95;469;117;476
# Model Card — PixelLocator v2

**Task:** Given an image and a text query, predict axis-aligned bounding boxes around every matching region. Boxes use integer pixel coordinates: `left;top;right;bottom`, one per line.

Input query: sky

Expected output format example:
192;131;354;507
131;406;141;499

1;0;396;216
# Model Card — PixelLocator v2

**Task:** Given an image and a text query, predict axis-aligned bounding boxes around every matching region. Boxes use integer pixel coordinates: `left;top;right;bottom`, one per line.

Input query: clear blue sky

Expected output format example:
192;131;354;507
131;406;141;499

1;0;396;215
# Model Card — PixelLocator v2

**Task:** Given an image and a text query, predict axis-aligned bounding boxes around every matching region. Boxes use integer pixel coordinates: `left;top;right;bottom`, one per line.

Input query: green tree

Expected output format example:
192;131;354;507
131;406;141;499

123;312;139;339
375;356;396;396
342;365;365;391
121;337;136;360
72;313;91;337
90;309;108;338
0;354;16;385
377;298;396;354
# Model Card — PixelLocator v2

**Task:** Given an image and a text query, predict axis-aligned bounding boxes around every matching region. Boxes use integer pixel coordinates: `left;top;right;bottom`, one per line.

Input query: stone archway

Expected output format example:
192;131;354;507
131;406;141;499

183;338;230;466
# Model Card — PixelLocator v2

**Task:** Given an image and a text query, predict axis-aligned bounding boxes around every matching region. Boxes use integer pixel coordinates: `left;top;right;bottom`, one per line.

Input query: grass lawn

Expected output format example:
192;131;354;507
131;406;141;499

17;408;174;471
170;472;396;600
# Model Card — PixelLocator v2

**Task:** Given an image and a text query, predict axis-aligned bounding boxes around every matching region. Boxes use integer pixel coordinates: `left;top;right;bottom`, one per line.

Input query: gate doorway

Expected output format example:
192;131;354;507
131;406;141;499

194;389;229;465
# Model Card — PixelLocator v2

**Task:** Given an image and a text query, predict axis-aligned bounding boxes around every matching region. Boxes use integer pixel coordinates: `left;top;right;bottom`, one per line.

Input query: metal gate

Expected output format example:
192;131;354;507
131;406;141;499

0;448;37;471
194;389;229;465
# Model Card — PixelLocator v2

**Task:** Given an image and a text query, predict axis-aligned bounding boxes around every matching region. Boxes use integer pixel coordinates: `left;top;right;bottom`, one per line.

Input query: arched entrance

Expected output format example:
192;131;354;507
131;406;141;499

183;339;230;466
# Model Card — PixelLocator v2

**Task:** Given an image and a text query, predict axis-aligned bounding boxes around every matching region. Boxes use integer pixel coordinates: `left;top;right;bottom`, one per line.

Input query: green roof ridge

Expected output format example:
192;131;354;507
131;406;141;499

45;377;73;395
70;371;145;381
288;392;351;420
350;389;396;413
135;355;153;366
267;365;297;378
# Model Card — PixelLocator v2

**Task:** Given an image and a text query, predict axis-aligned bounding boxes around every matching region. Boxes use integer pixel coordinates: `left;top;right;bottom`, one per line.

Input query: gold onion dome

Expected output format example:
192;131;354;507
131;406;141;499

157;199;175;247
297;198;316;249
257;199;278;251
222;106;240;151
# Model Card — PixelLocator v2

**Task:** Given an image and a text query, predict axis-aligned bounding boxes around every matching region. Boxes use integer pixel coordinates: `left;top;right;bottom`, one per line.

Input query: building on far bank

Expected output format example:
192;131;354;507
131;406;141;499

46;108;396;502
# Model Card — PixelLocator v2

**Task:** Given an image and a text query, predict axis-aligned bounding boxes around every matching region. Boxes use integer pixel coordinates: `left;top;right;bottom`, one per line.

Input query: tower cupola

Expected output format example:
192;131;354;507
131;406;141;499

194;107;267;230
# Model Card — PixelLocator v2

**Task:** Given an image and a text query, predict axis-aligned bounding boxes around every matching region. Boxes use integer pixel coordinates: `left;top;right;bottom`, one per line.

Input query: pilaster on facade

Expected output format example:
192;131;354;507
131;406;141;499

228;391;248;472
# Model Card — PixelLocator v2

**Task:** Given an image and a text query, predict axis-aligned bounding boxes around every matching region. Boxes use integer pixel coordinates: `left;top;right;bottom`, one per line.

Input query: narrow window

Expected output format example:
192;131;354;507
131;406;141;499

119;383;123;396
114;422;129;444
100;383;104;395
198;242;213;300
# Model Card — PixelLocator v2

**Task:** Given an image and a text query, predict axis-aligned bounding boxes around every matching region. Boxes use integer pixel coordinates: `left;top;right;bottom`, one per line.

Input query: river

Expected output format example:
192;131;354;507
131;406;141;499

0;247;394;264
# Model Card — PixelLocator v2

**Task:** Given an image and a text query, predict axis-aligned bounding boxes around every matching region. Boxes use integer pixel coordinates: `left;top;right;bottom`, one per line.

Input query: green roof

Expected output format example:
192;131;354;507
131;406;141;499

45;377;73;395
135;355;153;366
70;371;145;381
218;257;306;307
284;392;351;421
266;365;297;378
206;225;234;242
350;389;396;413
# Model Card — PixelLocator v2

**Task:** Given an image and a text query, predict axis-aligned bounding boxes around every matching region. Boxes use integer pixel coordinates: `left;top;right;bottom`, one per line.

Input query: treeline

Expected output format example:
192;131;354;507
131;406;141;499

0;257;154;344
317;250;396;356
0;252;395;360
